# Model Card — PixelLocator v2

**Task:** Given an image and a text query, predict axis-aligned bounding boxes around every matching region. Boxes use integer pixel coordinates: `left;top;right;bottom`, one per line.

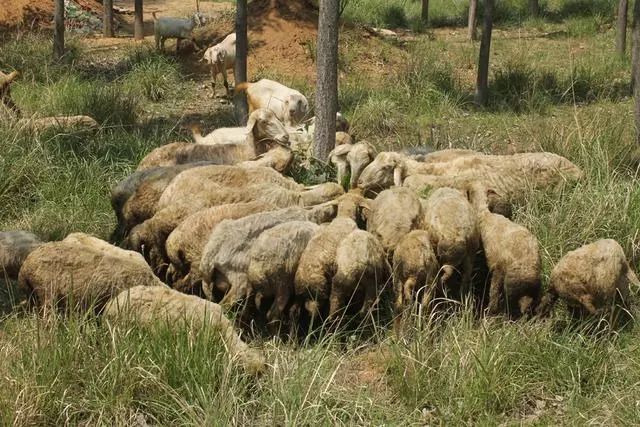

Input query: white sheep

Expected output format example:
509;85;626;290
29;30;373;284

235;79;309;127
202;33;236;97
329;141;376;189
152;12;201;53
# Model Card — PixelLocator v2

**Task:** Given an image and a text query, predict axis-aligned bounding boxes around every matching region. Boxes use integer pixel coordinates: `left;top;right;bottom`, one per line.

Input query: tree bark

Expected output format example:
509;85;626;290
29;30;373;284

234;0;249;125
314;0;340;161
475;0;494;106
422;0;429;24
134;0;144;41
632;0;640;143
103;0;114;37
618;0;629;56
529;0;540;17
53;0;65;59
468;0;478;41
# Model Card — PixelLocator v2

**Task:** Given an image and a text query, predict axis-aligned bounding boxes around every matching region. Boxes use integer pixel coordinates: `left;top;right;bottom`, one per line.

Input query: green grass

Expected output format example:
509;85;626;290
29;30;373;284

2;2;640;425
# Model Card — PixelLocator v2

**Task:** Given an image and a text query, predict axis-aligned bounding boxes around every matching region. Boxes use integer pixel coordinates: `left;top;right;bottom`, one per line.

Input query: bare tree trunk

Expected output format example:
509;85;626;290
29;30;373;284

54;0;65;59
618;0;629;56
529;0;540;17
134;0;144;41
234;0;249;124
422;0;429;24
103;0;114;37
632;0;640;143
475;0;494;106
468;0;478;41
314;0;340;161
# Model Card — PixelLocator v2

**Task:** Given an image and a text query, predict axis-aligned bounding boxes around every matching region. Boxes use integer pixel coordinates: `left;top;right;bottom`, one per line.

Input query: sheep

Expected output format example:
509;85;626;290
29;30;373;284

392;230;439;328
329;230;390;321
0;70;20;117
200;205;337;309
359;151;584;201
0;231;42;281
537;239;639;320
63;232;149;270
235;79;309;126
152;12;201;53
18;238;164;314
246;221;319;332
104;286;266;375
365;187;424;254
421;187;479;298
110;162;213;241
137;110;290;171
202;32;236;97
467;184;542;318
166;201;275;294
329;141;376;189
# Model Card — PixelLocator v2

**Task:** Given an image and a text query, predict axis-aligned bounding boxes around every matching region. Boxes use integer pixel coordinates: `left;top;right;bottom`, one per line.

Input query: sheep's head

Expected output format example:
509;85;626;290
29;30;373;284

357;151;406;192
246;108;290;151
284;94;309;126
336;112;350;133
347;142;376;190
328;144;352;188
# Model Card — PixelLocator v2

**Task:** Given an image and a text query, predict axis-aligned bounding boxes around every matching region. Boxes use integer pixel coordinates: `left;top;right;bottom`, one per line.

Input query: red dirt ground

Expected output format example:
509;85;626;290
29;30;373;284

0;0;105;30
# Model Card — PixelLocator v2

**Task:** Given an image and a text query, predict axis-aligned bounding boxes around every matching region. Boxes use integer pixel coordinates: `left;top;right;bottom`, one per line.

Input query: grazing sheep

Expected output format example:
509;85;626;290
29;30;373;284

202;32;236;97
63;232;149;269
235;79;309;126
200;206;337;309
18;238;164;314
0;70;20;117
365;187;424;254
358;150;583;197
329;141;376;189
189;108;289;147
329;230;390;320
468;184;541;318
537;239;639;319
422;187;479;297
247;221;319;331
165;201;275;294
111;162;213;240
0;231;42;281
104;286;266;375
392;230;439;327
152;12;201;53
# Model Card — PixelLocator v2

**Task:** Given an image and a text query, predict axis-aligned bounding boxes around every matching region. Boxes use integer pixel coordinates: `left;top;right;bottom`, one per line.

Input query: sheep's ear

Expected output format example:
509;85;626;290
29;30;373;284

393;166;404;187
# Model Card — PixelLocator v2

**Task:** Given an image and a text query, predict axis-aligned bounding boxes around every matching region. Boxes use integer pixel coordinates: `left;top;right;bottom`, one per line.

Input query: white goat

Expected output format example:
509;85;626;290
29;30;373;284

235;79;309;126
202;33;236;97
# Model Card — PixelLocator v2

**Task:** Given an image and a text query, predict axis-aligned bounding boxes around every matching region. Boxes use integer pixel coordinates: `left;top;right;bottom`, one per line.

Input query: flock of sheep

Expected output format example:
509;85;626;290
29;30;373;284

1;27;639;375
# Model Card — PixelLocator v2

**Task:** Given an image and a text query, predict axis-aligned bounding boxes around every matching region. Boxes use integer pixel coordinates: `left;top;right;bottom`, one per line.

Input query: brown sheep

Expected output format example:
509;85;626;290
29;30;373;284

329;141;376;190
422;187;479;296
238;145;294;173
200;205;337;309
392;230;439;329
0;231;42;281
137;109;290;171
247;221;319;333
165;201;275;294
537;239;639;319
0;70;20;117
468;184;541;318
329;230;390;321
104;286;266;375
365;187;424;254
18;237;165;314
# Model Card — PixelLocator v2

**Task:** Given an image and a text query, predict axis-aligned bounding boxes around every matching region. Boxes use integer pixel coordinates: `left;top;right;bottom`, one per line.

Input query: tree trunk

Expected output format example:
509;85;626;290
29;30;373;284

529;0;540;17
618;0;629;56
103;0;114;37
53;0;65;59
468;0;478;41
134;0;144;41
475;0;494;106
632;0;640;143
234;0;249;124
314;0;340;161
422;0;429;24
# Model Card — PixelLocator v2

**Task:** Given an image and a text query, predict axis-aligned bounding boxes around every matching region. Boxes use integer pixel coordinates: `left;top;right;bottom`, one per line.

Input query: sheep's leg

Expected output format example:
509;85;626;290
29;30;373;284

328;279;345;320
359;279;379;320
487;269;505;316
155;34;161;50
460;256;474;299
267;284;292;335
160;37;166;52
222;69;230;97
209;68;216;99
393;276;405;335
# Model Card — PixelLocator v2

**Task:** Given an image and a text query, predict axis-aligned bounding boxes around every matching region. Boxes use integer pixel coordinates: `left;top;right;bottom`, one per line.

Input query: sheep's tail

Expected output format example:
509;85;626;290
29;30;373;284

189;123;203;143
152;12;159;21
234;81;251;94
